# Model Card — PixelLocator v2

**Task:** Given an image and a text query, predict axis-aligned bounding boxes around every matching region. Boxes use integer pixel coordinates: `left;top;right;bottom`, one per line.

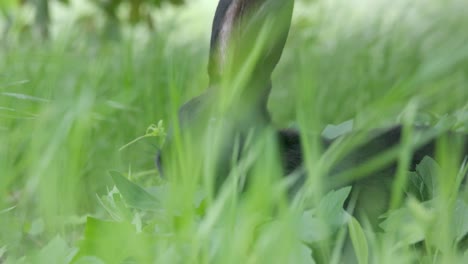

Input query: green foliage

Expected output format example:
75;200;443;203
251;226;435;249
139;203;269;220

119;120;166;151
299;187;352;244
0;0;186;41
33;236;75;264
109;171;161;210
74;217;155;263
1;0;468;263
348;217;368;264
406;156;439;201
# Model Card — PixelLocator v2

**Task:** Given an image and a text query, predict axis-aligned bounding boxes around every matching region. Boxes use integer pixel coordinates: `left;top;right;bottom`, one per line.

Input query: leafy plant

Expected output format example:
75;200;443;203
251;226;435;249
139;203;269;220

2;0;468;263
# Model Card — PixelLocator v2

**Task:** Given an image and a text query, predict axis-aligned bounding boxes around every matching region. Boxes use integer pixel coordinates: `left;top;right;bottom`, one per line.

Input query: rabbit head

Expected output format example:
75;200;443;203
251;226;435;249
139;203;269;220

157;0;295;182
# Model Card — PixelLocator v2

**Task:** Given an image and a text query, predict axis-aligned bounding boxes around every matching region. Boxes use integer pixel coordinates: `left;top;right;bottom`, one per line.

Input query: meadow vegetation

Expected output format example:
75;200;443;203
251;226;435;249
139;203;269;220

1;0;468;263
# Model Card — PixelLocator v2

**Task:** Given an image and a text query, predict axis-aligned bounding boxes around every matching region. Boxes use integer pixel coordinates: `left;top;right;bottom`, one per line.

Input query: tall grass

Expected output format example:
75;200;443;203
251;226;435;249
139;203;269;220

1;0;468;263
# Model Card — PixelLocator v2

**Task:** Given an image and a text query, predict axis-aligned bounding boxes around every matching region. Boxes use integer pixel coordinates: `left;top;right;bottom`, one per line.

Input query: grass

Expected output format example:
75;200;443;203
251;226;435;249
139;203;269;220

1;0;468;263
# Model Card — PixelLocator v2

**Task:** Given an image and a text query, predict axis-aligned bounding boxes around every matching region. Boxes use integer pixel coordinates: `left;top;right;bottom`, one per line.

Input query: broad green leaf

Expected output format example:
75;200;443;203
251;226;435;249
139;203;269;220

96;186;134;221
380;204;427;247
322;119;354;140
381;197;468;249
299;210;331;243
453;199;468;243
33;235;76;264
73;217;154;263
416;156;439;199
316;186;352;228
348;217;368;264
290;242;316;264
109;171;161;211
406;157;440;201
406;171;423;199
299;187;352;243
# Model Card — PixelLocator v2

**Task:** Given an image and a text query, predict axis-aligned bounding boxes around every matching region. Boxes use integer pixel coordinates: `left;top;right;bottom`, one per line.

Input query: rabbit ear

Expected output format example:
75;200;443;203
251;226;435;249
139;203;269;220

208;0;294;86
208;0;245;84
209;0;240;82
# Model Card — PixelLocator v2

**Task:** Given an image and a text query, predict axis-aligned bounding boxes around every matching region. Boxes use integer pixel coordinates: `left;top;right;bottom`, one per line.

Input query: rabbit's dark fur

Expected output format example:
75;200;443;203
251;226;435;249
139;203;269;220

156;0;468;195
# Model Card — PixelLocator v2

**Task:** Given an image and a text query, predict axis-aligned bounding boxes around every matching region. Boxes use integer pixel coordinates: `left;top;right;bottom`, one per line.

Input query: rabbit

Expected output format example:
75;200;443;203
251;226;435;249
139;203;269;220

156;0;468;199
157;0;295;186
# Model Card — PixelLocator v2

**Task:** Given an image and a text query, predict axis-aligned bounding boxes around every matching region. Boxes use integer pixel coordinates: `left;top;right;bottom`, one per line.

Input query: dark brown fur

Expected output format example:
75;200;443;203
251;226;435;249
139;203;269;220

156;0;468;197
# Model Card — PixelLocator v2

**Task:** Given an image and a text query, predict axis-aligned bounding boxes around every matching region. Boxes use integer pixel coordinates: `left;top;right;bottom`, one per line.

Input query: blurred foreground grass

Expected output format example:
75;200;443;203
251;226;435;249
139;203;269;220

0;24;209;257
1;0;468;263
